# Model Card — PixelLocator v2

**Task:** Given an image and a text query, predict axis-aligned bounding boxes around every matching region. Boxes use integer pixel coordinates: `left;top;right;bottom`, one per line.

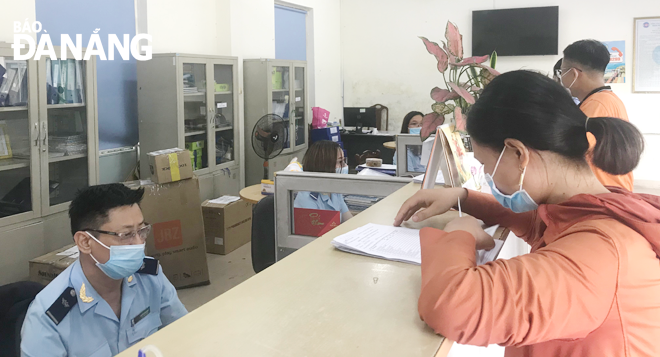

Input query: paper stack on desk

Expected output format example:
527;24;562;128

332;223;503;265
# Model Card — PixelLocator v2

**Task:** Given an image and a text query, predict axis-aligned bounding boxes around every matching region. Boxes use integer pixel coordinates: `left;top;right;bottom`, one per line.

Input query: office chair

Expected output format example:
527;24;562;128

371;104;389;131
0;281;44;357
251;195;276;273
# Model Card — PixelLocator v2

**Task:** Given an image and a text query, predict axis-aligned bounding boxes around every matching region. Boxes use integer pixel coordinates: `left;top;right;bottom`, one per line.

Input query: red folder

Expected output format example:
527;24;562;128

294;208;341;237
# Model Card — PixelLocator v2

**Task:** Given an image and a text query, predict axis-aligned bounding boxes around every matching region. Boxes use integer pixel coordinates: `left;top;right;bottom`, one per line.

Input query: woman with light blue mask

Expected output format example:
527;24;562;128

294;140;353;222
393;71;660;356
393;111;426;172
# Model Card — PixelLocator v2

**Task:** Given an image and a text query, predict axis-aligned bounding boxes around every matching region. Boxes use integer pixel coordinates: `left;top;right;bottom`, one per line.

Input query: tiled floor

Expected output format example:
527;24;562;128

176;242;255;311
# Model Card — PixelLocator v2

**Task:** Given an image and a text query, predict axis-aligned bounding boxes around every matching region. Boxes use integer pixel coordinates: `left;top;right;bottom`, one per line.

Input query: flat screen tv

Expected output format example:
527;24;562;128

472;6;559;56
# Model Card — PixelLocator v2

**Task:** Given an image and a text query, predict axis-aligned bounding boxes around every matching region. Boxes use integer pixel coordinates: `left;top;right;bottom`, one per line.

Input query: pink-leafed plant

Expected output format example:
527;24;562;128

419;21;499;140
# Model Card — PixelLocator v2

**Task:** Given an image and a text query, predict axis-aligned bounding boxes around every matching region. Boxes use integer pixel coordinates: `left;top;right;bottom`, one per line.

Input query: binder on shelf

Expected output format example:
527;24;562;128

58;59;67;104
65;59;76;103
51;59;61;104
75;60;84;104
0;63;6;89
0;67;16;107
46;59;53;104
6;61;27;106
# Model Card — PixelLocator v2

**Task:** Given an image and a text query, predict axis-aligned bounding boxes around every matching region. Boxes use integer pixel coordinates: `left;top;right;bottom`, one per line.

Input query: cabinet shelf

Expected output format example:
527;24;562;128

0;158;30;172
214;91;232;95
0;106;28;112
47;103;85;109
215;126;233;132
272;89;290;92
48;153;87;163
185;130;206;137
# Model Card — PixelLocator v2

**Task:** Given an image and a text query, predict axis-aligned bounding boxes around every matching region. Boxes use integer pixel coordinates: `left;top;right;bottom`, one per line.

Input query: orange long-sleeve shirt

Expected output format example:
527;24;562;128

418;188;660;356
580;90;634;191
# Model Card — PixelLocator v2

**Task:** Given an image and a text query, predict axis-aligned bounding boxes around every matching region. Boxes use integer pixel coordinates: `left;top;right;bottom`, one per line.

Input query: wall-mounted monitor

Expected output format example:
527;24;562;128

472;6;559;56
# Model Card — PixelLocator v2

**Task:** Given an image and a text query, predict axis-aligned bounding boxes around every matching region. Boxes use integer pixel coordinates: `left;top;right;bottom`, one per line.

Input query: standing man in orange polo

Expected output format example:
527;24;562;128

560;39;634;191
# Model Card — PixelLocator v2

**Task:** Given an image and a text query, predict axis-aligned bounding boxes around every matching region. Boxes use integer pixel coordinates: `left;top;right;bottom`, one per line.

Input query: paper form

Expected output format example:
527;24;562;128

332;223;504;265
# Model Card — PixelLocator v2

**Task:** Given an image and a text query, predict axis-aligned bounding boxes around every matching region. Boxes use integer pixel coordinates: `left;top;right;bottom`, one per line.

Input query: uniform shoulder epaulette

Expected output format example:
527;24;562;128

45;287;77;325
136;257;159;275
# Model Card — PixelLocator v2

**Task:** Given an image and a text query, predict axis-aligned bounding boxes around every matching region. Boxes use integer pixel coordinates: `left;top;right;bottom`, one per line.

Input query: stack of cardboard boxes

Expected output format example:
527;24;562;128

128;148;210;288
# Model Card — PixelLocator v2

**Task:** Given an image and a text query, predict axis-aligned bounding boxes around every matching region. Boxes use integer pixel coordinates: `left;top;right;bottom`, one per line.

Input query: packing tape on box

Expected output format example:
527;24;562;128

168;153;181;181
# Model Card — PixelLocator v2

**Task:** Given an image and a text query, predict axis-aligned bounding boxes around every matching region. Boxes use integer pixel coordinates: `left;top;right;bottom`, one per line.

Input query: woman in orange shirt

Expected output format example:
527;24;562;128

395;70;660;356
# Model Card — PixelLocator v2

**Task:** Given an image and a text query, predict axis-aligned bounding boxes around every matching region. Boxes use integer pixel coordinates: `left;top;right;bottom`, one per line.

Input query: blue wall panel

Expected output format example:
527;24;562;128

36;0;138;150
275;5;307;61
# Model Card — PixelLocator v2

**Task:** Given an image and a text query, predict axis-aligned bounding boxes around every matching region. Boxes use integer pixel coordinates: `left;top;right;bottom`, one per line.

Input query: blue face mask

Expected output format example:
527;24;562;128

409;127;421;135
336;166;349;174
86;232;146;280
485;147;538;213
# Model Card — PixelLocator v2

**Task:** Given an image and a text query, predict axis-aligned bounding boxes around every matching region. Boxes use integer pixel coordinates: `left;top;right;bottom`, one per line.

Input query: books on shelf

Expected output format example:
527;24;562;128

45;59;85;105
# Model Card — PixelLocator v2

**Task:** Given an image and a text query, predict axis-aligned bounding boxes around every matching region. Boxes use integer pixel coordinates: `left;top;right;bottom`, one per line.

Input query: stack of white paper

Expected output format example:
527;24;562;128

413;171;445;184
332;223;503;265
209;195;241;205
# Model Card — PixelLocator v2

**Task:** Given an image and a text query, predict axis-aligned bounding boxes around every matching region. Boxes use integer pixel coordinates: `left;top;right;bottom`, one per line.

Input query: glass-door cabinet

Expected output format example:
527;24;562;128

244;59;309;186
0;43;99;225
0;43;40;227
138;54;241;195
37;48;98;215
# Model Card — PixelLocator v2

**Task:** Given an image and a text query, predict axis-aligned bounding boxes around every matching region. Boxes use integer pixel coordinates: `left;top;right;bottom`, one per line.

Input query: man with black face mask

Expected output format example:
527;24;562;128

560;39;633;191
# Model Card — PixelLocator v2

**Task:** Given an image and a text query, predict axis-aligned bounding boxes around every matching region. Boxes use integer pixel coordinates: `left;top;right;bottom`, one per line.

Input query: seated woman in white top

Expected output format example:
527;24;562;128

294;140;353;222
393;111;426;172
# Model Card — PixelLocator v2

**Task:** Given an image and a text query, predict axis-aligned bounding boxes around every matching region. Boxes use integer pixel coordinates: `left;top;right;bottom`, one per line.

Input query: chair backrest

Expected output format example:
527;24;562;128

354;149;381;166
251;195;276;273
371;104;389;131
0;281;44;357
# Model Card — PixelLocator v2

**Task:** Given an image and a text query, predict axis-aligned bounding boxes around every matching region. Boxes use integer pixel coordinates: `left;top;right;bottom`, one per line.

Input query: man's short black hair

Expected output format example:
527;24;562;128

69;184;144;235
563;39;610;73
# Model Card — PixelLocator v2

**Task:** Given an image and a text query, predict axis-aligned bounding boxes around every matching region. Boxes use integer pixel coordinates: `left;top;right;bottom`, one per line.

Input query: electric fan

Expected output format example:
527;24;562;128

251;114;288;180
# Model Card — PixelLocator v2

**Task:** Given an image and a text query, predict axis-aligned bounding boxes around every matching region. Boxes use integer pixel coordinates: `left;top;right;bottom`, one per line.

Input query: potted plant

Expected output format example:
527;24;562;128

419;21;500;148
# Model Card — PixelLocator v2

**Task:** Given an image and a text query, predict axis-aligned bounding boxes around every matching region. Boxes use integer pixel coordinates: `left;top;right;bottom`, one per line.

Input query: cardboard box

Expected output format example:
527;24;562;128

125;177;210;289
202;198;252;255
147;148;193;184
29;244;79;285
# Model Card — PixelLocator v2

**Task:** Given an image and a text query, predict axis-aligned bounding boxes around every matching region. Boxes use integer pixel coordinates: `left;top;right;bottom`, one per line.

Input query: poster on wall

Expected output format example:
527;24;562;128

602;41;625;84
633;17;660;92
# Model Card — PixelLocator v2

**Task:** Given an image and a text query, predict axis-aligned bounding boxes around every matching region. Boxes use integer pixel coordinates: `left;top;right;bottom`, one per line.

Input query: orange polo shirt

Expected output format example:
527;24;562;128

580;89;633;191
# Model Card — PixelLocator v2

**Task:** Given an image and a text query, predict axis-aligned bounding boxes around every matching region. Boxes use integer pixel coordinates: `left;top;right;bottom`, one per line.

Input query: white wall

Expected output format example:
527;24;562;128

146;0;231;54
341;0;660;182
0;0;36;43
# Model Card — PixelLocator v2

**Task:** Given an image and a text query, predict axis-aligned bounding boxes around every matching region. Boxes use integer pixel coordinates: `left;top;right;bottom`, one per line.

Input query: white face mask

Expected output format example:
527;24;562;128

484;147;539;213
561;68;578;95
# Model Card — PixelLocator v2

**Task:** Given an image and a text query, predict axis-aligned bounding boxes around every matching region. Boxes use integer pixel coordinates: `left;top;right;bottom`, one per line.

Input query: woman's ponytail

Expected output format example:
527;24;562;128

586;117;644;175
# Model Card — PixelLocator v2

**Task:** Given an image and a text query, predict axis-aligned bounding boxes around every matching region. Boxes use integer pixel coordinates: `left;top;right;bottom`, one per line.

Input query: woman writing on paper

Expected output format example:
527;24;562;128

294;140;353;223
393;111;426;173
394;70;660;356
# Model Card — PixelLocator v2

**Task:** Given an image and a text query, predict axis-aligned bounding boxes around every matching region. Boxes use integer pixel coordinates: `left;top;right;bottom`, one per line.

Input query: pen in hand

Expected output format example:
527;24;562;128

457;197;462;217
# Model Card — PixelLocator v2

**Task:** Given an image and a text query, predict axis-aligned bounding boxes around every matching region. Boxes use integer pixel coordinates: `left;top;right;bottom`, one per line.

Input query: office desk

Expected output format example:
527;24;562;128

118;183;455;357
342;132;396;171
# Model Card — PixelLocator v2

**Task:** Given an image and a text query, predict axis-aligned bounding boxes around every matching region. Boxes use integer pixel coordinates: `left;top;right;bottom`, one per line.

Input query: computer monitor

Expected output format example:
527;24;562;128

343;107;377;132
